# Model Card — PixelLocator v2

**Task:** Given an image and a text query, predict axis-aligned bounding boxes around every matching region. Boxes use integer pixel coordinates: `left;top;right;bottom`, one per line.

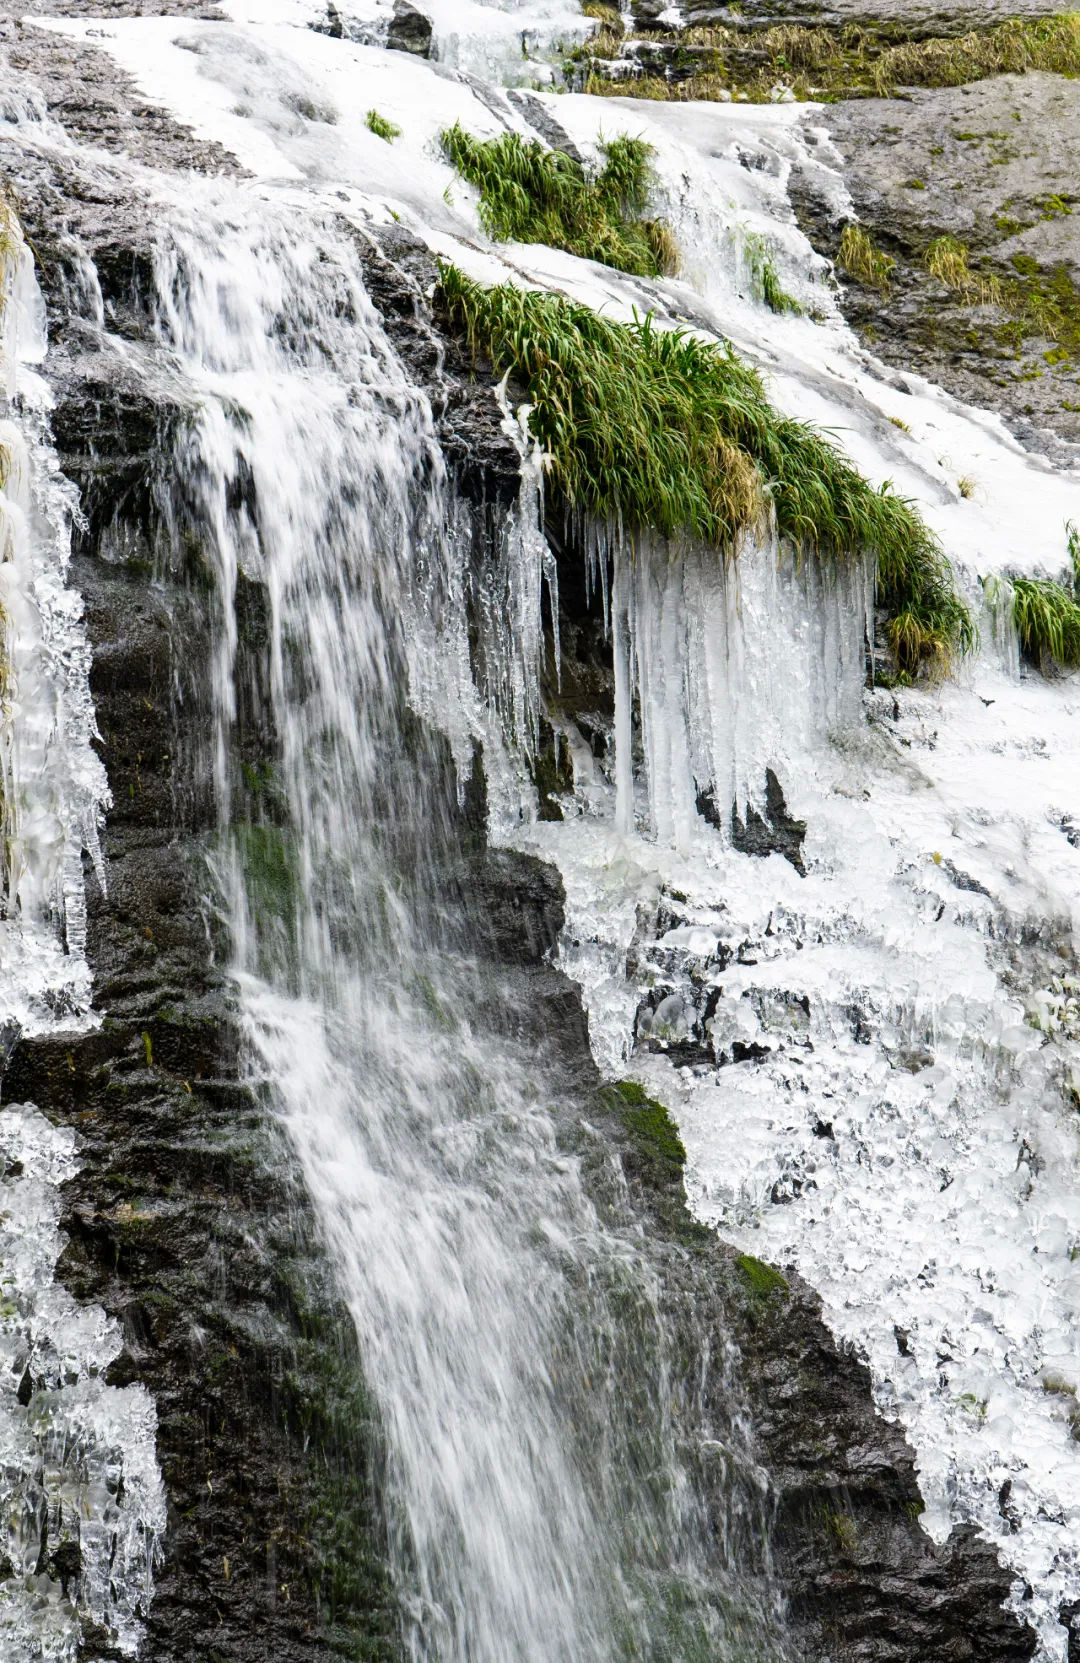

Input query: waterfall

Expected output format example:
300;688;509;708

148;190;791;1661
3;2;1079;1657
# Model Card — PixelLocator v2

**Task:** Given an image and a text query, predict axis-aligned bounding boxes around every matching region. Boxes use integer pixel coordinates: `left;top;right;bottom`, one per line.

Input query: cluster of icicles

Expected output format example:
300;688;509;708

0;197;165;1659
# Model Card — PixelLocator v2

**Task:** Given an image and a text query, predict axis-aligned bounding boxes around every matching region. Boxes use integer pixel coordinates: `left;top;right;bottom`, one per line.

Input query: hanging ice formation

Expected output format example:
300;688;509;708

0;182;166;1661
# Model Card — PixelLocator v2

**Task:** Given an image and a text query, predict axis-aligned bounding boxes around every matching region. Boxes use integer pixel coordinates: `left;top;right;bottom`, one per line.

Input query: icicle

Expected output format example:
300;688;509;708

611;550;634;835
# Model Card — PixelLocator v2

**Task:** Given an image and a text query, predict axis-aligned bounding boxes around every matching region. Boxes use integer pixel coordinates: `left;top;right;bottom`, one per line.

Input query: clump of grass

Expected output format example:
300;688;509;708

957;474;976;499
744;233;802;315
581;0;623;55
581;0;622;26
576;12;1080;104
874;12;1080;94
440;123;678;278
1010;576;1080;668
837;224;895;294
438;263;974;675
924;236;1004;306
365;108;401;142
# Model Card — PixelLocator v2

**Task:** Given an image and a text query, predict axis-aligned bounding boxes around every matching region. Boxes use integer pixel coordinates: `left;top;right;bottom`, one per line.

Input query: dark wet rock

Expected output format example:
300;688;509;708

595;1084;1038;1663
386;0;432;56
360;224;525;510
730;767;808;873
0;20;240;174
508;88;586;163
1062;1597;1080;1662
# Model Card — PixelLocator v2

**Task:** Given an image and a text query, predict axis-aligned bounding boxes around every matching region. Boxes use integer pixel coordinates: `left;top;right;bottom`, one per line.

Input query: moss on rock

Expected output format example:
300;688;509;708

735;1252;791;1301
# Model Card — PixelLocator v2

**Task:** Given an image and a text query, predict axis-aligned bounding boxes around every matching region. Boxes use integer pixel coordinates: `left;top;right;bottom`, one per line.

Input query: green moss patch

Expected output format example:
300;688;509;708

609;1078;687;1169
440;124;677;277
736;1252;790;1300
438;263;974;675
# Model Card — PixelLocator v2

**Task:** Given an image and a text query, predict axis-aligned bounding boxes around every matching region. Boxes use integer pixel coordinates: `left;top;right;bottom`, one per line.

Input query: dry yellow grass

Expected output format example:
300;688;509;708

837;225;895;293
578;11;1080;103
924;236;1004;306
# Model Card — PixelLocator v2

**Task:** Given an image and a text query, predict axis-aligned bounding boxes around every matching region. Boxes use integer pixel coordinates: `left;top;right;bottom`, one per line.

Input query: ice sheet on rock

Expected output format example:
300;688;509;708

0;1106;166;1662
0;175;161;1663
0;209;107;1032
521;662;1080;1659
221;0;592;76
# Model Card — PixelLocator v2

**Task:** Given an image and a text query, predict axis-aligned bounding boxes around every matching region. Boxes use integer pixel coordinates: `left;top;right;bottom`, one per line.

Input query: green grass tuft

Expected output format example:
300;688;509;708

745;233;802;315
1010;576;1080;668
575;12;1080;105
838;224;895;294
365;108;401;142
924;236;1003;307
438;263;974;674
440;123;678;277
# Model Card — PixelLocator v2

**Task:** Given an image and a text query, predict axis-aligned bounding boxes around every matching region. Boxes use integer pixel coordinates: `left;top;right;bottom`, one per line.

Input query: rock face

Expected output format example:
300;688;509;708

794;70;1080;461
386;0;433;57
0;19;1042;1663
604;1092;1039;1663
632;0;1064;34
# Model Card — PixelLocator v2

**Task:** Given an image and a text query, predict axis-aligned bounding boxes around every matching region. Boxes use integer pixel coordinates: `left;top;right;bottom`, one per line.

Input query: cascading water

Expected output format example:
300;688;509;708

148;190;792;1660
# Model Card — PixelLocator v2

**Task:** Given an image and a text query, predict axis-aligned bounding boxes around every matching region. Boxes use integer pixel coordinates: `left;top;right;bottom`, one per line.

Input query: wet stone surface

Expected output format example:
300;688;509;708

794;70;1080;460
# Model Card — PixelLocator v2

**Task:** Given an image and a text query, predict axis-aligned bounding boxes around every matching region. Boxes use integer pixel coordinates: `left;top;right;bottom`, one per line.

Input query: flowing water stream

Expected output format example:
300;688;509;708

150;193;792;1660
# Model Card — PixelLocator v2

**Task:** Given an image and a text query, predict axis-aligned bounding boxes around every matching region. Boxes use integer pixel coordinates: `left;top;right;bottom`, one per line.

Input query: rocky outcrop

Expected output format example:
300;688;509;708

630;0;1063;37
793;69;1080;462
386;0;433;57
